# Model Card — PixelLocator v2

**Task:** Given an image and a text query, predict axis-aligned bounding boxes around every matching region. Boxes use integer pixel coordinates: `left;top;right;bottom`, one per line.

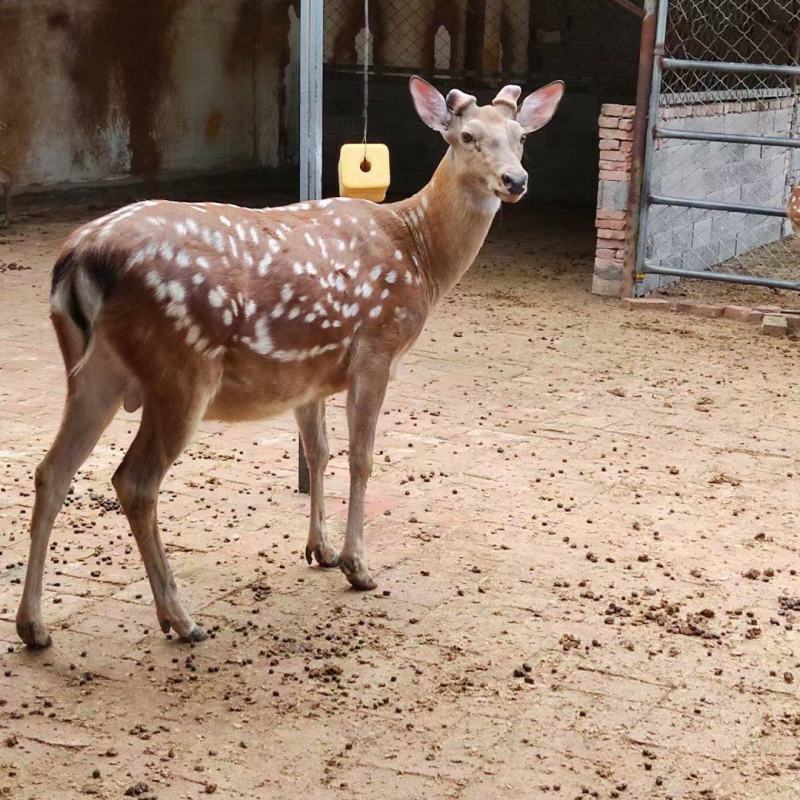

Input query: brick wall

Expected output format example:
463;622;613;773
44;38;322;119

592;104;635;297
592;97;798;297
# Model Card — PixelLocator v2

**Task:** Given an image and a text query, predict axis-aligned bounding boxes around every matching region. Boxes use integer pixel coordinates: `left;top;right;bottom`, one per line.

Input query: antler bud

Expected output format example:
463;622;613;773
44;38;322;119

492;85;522;117
445;89;477;116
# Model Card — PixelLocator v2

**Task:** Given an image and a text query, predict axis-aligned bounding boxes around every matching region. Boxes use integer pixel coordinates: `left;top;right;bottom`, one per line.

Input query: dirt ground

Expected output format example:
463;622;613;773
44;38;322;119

1;196;800;800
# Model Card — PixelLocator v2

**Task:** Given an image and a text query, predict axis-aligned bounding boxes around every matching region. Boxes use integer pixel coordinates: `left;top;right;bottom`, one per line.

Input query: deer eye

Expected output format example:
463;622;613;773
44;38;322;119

461;131;474;144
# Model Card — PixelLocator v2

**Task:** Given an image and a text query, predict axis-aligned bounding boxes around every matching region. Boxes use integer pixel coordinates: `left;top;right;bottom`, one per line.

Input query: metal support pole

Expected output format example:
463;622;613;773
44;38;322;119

626;0;669;298
297;0;323;494
620;0;659;298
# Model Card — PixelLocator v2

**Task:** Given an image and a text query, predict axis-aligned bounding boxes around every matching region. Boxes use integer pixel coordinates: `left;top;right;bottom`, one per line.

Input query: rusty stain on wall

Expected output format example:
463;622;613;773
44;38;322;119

68;0;184;176
0;7;34;175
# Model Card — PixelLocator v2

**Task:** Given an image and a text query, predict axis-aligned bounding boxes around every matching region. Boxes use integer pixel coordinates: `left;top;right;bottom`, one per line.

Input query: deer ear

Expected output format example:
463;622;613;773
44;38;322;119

517;81;565;133
409;76;449;132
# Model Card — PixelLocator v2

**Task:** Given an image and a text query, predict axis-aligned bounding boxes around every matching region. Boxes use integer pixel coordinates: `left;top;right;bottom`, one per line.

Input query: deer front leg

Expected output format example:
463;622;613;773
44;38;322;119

295;401;339;568
340;360;390;590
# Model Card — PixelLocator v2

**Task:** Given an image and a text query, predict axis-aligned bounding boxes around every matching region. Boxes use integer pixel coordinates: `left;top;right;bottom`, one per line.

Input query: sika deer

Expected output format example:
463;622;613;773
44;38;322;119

16;77;564;648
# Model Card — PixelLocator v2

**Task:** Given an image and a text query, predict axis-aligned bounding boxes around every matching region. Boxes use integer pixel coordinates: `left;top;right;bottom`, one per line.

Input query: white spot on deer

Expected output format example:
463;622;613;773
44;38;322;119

304;232;315;247
175;250;191;268
185;324;200;345
369;306;383;318
244;299;257;318
333;217;342;227
318;239;329;259
317;198;333;208
247;317;274;355
334;274;347;292
257;253;272;276
380;288;390;300
332;319;342;328
394;307;408;320
336;239;346;252
220;215;232;227
321;319;331;329
186;218;199;234
193;256;208;270
144;270;167;301
249;226;259;244
349;236;358;251
243;251;254;268
268;238;281;254
292;262;304;275
370;265;382;281
304;312;316;323
235;223;246;241
166;281;186;302
355;282;372;298
300;203;311;211
288;306;301;320
281;284;294;303
192;273;205;285
174;221;187;237
165;300;188;323
212;231;226;254
305;261;317;276
222;309;233;326
271;304;284;319
228;236;239;258
146;216;166;227
208;287;225;308
384;270;396;284
394;250;403;261
276;228;287;241
159;243;174;261
128;248;147;268
194;336;209;353
342;303;359;318
403;270;413;284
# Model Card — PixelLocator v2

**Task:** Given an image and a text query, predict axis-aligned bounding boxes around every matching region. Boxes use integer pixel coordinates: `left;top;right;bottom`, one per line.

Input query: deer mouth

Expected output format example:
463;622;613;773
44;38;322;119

495;190;525;203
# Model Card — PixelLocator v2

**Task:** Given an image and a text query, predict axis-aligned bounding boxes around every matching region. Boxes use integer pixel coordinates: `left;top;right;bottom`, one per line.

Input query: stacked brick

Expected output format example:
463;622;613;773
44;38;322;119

592;104;635;297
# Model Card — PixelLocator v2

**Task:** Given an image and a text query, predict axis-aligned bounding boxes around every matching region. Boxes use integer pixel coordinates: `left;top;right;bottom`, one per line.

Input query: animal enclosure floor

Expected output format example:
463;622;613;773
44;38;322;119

2;200;800;800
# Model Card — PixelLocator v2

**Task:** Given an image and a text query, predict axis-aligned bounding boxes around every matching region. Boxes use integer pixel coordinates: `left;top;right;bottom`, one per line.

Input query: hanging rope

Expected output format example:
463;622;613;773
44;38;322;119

362;0;370;161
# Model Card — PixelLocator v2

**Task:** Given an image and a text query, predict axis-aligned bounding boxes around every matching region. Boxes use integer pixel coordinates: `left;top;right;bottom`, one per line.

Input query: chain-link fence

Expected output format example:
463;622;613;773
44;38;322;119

641;0;800;292
320;0;642;199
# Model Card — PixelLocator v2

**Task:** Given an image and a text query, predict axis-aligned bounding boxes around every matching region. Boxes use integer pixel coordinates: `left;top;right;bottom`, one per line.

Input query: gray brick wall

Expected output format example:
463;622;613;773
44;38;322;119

641;97;797;294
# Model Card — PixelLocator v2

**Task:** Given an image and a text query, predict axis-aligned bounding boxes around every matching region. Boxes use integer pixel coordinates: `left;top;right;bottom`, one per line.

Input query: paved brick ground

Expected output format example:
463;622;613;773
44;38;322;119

1;202;800;799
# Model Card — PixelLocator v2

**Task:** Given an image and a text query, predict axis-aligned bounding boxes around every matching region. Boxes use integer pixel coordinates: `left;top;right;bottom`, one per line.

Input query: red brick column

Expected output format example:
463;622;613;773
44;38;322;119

592;104;635;297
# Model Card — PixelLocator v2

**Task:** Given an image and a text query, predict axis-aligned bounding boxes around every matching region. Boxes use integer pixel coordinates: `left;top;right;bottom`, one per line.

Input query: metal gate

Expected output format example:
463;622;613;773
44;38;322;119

634;0;800;295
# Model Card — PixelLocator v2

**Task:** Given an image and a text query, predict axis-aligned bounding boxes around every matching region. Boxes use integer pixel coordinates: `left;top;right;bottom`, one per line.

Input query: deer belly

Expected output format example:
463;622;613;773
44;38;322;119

205;359;346;422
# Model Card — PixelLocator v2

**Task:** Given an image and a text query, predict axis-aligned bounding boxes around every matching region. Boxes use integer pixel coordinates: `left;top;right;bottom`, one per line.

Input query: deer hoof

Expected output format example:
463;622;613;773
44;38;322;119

181;624;208;643
307;543;340;569
340;556;377;591
17;620;52;649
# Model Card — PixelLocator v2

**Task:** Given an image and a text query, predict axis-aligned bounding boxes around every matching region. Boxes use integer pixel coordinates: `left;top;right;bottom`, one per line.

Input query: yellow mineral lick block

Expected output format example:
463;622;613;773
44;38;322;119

338;143;390;202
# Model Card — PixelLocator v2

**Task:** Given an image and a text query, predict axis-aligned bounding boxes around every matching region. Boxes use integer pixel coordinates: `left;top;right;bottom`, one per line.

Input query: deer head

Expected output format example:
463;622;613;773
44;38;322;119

409;76;564;204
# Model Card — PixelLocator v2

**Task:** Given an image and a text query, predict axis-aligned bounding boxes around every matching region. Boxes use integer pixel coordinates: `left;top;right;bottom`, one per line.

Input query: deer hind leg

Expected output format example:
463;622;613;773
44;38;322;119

17;334;125;647
339;358;390;591
112;378;216;642
295;401;339;568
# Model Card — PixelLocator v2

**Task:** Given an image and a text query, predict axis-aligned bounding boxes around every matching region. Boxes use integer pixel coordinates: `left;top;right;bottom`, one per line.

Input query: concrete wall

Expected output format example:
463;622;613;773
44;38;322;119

0;0;300;190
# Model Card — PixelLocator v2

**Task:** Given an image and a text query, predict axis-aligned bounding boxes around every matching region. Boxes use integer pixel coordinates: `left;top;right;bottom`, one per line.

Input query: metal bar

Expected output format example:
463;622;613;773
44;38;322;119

661;57;800;78
629;0;669;298
650;194;787;217
297;0;324;495
603;0;646;19
621;0;659;298
656;126;800;148
642;262;800;291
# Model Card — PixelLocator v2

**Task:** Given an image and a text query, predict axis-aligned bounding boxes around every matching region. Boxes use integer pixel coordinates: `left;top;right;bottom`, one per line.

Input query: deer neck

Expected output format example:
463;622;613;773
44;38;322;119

391;150;499;304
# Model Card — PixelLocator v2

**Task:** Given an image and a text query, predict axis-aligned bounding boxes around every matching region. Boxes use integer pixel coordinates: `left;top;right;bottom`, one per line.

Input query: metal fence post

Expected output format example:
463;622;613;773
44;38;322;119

297;0;323;494
629;0;669;298
621;0;659;298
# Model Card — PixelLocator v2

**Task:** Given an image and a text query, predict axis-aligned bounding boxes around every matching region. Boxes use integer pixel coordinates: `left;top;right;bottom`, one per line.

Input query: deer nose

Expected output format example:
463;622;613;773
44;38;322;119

502;172;527;196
